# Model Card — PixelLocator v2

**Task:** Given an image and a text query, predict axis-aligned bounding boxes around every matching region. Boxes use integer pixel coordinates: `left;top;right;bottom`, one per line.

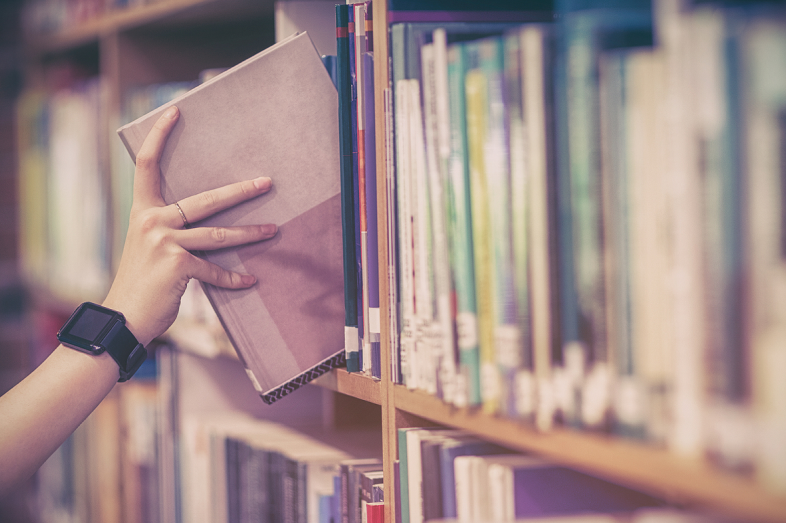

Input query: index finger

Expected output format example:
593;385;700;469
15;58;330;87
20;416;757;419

133;105;180;208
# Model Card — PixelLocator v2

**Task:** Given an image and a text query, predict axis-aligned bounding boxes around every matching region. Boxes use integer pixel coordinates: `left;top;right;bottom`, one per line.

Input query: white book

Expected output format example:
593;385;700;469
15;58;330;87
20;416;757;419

395;78;415;388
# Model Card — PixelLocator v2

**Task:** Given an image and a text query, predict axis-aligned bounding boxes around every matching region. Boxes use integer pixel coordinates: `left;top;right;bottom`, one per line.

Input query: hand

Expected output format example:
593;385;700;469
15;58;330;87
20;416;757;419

103;105;277;346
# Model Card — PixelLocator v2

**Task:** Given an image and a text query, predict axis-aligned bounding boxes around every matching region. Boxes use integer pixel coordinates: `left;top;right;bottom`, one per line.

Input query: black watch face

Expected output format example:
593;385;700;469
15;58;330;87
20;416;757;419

58;303;122;353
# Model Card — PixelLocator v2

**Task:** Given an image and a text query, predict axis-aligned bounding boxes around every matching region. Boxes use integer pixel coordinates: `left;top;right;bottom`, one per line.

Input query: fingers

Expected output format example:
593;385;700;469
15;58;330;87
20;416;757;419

174;176;273;227
177;224;278;252
133;106;180;207
188;256;257;289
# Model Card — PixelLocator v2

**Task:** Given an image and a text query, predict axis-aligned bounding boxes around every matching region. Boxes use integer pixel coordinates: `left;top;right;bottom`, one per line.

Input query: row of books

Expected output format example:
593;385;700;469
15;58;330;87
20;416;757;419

396;426;725;523
17;77;111;305
17;76;197;304
334;1;383;380
22;0;155;36
376;0;786;493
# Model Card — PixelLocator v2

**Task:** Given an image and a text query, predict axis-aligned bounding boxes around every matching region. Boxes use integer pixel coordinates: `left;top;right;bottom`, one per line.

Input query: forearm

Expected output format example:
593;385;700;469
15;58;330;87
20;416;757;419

0;344;118;495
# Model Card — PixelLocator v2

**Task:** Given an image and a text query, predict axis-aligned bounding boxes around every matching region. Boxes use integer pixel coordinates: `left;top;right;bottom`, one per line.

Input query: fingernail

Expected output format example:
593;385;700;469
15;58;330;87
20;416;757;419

164;106;179;119
262;224;278;236
241;274;256;285
254;177;272;190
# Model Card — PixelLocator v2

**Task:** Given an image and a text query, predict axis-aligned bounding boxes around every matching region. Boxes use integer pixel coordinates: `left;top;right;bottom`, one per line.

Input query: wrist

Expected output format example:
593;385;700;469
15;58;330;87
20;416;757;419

58;302;148;382
101;296;150;347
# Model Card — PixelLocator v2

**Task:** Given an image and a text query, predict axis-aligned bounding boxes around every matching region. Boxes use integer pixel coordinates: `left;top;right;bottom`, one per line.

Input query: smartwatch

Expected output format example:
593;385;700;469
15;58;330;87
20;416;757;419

57;302;147;382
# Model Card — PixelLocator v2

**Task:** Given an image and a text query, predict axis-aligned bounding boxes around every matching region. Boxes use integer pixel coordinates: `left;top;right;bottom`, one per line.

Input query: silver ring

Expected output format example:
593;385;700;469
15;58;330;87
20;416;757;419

175;201;190;228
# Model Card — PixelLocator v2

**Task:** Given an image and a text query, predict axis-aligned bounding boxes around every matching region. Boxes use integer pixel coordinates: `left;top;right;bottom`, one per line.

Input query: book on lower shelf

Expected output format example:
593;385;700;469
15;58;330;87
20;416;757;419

117;31;346;405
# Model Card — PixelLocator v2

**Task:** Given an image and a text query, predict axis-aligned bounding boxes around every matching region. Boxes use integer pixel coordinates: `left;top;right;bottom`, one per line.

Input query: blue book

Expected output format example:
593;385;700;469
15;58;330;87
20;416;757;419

336;4;360;373
333;474;343;523
349;6;364;373
322;54;338;88
319;494;333;523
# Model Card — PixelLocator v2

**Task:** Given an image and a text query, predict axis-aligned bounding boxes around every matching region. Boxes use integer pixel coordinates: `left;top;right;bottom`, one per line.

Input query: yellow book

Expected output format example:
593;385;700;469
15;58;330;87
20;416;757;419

465;63;500;414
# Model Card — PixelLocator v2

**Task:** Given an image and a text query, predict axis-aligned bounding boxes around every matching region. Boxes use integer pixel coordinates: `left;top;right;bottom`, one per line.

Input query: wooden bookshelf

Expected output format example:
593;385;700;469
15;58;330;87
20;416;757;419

364;1;785;522
311;369;383;406
17;1;786;522
390;384;786;523
23;0;272;55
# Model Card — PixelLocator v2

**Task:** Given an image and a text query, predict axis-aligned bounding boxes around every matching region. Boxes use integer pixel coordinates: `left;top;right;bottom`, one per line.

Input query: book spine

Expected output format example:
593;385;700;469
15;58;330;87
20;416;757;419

397;430;410;523
480;35;521;419
423;34;458;404
355;3;370;376
384;85;401;384
365;1;373;53
372;484;384;503
363;52;382;380
366;502;384;523
598;49;641;438
465;42;500;415
432;28;461;406
395;79;415;389
405;430;425;523
407;78;436;395
504;29;535;421
447;42;481;407
349;6;364;373
520;25;557;432
337;4;360;372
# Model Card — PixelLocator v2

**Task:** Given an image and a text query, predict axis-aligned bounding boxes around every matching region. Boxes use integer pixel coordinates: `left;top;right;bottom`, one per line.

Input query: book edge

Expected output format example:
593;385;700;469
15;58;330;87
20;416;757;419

259;350;347;405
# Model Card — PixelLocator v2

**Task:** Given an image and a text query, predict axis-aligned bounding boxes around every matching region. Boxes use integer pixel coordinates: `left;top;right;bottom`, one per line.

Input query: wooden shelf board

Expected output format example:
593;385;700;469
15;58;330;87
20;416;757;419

393;385;786;523
25;0;271;54
311;369;382;405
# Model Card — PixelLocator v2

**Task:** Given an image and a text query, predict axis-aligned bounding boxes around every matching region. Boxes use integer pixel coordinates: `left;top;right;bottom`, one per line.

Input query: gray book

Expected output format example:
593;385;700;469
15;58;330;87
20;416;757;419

117;32;345;404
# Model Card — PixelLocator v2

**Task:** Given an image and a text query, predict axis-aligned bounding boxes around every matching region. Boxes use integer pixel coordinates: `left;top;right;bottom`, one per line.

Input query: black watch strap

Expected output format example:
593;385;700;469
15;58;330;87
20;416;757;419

102;319;147;382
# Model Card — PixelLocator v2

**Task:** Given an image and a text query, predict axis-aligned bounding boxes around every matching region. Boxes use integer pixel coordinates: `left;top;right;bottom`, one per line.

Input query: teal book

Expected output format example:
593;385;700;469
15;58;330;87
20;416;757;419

446;41;481;407
555;0;653;425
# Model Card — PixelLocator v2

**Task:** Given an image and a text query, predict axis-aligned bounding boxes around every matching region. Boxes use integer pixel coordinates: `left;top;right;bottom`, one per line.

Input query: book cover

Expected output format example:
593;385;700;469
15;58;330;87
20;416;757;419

117;32;346;404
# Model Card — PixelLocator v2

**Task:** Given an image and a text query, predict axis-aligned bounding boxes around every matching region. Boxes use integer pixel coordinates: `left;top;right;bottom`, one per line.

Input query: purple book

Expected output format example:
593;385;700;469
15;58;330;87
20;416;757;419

512;465;662;517
363;51;381;379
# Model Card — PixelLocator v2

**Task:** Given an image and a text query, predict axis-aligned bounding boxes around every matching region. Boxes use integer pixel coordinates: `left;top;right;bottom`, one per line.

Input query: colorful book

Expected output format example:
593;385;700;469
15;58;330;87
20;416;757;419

349;5;364;373
446;40;481;407
366;502;384;523
117;33;346;404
